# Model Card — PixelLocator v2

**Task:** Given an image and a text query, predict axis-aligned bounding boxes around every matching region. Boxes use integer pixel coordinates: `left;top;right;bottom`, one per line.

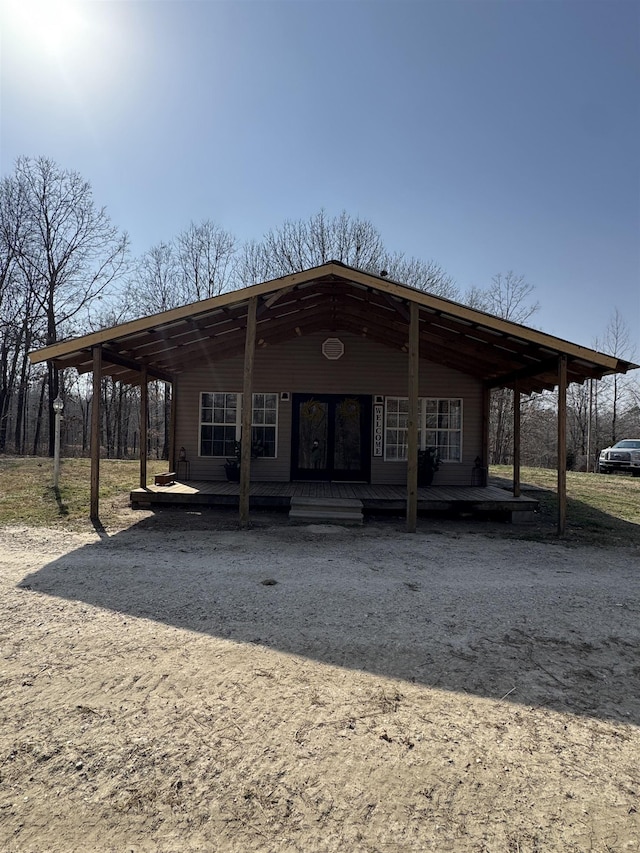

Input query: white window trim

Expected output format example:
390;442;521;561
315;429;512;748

383;397;463;463
250;392;279;460
198;392;279;459
423;397;463;463
383;397;412;462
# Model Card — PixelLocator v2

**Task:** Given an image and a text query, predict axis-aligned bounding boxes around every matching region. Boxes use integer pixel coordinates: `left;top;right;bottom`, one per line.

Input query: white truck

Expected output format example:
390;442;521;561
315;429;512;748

598;439;640;476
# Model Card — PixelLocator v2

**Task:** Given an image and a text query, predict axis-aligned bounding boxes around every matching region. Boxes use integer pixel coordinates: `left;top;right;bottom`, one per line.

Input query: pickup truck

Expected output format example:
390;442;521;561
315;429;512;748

598;439;640;476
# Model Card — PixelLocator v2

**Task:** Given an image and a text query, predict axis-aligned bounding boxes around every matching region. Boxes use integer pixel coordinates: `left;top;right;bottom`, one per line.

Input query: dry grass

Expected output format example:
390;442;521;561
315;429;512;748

0;457;638;548
491;464;640;547
0;456;166;530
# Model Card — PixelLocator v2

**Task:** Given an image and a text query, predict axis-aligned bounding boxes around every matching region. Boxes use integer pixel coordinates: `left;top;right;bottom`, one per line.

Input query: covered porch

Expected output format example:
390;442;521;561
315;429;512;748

29;261;637;533
130;479;539;523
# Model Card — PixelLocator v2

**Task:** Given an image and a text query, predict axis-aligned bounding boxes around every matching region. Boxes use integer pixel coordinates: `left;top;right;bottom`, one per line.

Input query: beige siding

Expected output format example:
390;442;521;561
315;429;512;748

175;331;483;485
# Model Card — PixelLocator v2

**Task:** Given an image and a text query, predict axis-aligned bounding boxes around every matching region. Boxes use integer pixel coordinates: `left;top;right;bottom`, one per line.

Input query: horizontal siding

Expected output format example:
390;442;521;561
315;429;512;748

175;331;483;485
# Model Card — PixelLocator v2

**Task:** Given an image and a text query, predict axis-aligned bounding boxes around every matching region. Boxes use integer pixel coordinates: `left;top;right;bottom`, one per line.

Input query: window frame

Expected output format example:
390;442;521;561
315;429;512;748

383;397;463;463
199;392;278;458
423;398;463;463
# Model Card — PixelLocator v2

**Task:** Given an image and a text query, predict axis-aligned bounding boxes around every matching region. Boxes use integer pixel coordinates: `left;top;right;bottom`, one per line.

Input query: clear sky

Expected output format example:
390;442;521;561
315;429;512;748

2;0;639;360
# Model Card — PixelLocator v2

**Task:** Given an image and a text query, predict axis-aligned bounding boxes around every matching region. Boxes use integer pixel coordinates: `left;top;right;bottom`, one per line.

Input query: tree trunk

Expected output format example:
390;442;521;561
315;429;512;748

162;382;171;460
32;373;47;455
13;344;32;454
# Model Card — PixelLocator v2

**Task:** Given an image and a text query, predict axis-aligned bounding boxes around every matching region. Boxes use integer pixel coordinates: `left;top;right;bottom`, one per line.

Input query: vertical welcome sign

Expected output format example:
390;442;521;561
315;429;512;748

373;403;384;457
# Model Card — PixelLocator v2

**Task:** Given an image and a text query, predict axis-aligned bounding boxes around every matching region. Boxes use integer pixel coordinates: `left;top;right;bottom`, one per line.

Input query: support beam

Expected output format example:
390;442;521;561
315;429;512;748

101;347;173;384
140;367;148;489
239;297;258;528
169;382;177;471
406;302;420;533
90;345;102;521
557;355;568;535
586;378;593;473
481;385;490;470
484;356;560;390
513;384;521;497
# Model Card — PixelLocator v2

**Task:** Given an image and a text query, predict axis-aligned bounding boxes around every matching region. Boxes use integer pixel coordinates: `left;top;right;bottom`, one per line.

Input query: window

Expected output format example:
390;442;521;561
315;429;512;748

251;393;277;457
200;392;278;457
384;397;409;461
200;393;238;457
424;399;462;462
384;397;462;462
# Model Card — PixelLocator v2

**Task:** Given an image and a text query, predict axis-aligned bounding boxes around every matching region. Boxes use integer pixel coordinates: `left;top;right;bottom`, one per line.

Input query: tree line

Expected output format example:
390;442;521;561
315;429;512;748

1;156;637;469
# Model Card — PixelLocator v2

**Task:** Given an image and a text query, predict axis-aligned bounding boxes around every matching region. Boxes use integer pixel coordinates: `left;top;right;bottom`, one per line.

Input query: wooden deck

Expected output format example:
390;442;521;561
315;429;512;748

130;480;538;519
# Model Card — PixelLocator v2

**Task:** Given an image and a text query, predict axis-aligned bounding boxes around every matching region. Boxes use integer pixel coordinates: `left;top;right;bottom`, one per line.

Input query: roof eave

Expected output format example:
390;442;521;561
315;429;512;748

27;262;639;384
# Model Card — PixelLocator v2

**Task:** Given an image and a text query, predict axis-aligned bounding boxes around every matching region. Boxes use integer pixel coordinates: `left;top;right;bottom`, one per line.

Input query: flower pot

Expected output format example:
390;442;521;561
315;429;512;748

224;461;240;482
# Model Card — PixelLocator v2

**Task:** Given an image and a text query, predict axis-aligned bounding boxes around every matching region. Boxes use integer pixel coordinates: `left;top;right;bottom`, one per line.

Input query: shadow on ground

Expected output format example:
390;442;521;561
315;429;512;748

18;506;640;726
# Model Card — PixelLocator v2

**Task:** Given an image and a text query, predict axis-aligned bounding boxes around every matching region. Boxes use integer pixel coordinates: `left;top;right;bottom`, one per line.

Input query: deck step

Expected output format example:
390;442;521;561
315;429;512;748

289;496;364;525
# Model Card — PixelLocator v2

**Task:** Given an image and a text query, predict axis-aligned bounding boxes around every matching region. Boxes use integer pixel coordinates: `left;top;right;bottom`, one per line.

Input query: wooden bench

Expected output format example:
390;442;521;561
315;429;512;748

154;472;176;487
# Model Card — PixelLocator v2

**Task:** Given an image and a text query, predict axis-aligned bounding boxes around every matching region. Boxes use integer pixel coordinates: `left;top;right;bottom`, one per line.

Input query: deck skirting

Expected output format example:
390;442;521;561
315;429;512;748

130;480;538;519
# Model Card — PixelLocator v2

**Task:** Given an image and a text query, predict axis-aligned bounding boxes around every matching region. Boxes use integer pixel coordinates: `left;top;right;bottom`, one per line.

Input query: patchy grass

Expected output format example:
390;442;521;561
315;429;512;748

0;456;166;530
491;464;640;547
1;457;638;548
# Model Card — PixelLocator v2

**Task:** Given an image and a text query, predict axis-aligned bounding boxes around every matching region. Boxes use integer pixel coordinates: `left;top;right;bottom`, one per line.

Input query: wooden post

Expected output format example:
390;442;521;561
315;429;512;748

240;297;258;528
168;382;177;471
557;355;567;535
406;302;420;533
586;377;593;473
513;384;521;497
140;367;148;489
90;345;102;521
481;385;490;469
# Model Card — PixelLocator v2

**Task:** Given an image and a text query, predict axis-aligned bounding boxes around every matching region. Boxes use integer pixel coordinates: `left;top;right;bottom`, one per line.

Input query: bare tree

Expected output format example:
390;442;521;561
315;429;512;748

175;220;237;300
235;239;273;286
379;253;459;299
235;209;458;299
124;243;178;316
567;381;591;468
601;309;635;445
236;209;386;283
7;156;129;454
465;272;540;464
0;171;36;452
519;393;556;467
125;220;237;316
123;223;236;460
119;245;182;461
464;271;539;323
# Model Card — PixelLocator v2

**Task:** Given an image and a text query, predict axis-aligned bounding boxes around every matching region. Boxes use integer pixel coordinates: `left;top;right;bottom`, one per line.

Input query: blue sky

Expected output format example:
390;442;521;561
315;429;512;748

2;0;639;360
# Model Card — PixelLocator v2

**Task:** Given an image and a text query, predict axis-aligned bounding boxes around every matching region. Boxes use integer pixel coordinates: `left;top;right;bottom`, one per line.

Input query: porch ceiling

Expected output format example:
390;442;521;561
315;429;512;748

29;262;637;395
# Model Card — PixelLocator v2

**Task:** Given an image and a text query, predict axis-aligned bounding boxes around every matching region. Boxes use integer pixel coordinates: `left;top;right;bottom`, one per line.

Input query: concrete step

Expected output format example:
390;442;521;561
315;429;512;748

289;497;364;525
289;509;364;523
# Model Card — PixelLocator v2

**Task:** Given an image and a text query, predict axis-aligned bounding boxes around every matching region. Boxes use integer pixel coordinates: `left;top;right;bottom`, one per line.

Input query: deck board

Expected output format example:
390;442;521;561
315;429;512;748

131;480;538;515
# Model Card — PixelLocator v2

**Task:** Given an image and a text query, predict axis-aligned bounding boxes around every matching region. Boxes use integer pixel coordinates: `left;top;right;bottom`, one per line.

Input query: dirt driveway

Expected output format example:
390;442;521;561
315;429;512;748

1;511;638;852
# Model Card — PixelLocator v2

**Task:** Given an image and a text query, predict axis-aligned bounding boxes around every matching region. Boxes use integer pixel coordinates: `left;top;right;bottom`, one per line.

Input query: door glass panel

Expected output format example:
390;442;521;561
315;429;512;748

334;397;361;471
297;398;328;470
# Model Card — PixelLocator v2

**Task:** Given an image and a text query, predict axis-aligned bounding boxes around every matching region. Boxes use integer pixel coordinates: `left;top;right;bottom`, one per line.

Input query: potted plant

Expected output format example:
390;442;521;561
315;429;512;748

224;441;241;481
417;446;440;487
223;438;265;481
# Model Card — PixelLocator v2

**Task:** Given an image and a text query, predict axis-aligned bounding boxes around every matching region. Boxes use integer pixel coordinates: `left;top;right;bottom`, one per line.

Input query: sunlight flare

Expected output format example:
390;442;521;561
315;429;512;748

4;0;88;56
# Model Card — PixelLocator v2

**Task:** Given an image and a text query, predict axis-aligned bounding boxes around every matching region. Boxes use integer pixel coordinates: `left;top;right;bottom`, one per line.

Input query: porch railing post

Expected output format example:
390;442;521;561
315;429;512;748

407;302;420;533
90;345;102;521
140;367;148;489
513;383;521;497
240;296;258;528
557;355;567;534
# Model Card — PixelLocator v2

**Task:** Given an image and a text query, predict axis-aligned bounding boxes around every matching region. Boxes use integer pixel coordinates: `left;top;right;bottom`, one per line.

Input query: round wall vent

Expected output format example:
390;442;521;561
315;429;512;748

322;337;344;360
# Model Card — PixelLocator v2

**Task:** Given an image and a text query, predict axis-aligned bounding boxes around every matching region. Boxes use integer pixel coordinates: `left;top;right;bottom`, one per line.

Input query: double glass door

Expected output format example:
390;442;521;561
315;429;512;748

291;394;371;482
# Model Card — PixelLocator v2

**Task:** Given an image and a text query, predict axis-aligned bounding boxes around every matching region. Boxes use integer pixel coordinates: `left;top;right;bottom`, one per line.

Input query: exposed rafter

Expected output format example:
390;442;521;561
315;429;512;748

28;261;637;395
101;348;174;383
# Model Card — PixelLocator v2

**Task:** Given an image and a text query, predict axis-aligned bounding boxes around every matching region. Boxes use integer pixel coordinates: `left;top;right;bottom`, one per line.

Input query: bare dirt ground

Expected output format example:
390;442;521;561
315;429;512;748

1;508;639;852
